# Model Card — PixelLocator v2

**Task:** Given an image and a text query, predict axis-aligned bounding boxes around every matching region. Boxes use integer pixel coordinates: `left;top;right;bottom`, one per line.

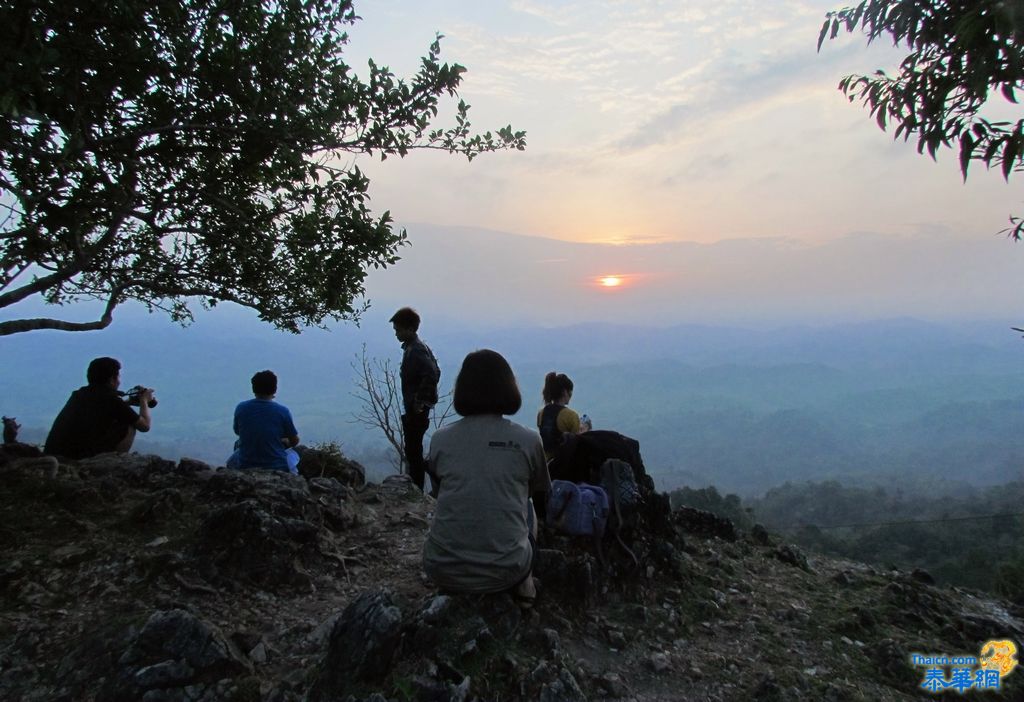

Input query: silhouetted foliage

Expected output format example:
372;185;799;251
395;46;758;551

0;0;525;335
819;0;1024;236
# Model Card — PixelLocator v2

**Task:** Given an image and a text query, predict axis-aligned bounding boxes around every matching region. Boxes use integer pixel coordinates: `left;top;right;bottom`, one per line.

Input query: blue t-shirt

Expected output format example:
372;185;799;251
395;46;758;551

233;398;298;471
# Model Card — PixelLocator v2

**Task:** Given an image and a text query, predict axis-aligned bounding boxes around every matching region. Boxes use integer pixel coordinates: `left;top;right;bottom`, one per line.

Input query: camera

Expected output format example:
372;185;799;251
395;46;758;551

120;385;158;408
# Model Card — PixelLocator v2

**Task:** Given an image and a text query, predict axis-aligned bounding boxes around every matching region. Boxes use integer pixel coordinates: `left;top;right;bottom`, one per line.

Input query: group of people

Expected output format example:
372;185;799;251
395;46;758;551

42;306;593;605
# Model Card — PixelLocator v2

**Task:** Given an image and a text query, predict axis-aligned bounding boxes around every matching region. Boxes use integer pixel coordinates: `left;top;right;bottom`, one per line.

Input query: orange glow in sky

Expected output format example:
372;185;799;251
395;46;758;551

598;275;624;288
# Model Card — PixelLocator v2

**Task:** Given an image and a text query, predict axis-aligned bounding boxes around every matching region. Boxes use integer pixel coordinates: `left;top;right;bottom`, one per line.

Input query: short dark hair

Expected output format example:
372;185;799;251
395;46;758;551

389;306;421;331
87;357;121;385
251;370;278;396
542;372;574;403
453;349;522;416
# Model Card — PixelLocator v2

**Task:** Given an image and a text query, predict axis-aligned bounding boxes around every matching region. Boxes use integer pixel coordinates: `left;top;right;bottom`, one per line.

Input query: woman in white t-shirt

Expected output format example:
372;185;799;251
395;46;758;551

422;349;551;605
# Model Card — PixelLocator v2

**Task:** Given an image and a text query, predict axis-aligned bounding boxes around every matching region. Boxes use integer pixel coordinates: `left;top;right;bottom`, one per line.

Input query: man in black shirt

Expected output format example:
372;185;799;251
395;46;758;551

45;357;155;459
390;307;440;492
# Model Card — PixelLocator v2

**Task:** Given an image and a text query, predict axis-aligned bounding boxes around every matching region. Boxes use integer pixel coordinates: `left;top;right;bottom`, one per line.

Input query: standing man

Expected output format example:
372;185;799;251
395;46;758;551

390;307;440;492
45;357;155;459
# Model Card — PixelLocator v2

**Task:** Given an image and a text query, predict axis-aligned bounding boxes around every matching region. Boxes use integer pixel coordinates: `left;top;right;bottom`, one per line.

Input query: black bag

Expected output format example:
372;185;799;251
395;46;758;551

549;430;652;493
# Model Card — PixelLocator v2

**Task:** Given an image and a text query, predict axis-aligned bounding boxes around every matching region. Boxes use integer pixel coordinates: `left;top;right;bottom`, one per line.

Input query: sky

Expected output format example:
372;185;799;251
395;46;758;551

344;1;1018;242
2;0;1022;334
319;0;1024;326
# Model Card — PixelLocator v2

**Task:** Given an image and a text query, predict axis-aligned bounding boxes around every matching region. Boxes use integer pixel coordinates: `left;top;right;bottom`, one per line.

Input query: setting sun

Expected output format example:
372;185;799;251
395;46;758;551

599;275;623;288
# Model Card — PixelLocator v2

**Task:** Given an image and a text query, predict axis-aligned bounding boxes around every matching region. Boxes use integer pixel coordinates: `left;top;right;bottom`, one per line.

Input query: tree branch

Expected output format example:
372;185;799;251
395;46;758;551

0;287;121;336
0;204;130;309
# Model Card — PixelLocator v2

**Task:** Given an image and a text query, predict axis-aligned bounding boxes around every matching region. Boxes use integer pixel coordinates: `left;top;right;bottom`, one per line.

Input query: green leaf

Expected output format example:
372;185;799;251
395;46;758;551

958;133;974;179
1002;137;1020;180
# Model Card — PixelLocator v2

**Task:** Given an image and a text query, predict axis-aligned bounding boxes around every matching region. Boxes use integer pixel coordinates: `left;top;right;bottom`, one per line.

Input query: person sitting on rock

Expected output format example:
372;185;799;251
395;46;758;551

422;350;550;606
537;371;588;460
44;357;155;460
227;370;300;473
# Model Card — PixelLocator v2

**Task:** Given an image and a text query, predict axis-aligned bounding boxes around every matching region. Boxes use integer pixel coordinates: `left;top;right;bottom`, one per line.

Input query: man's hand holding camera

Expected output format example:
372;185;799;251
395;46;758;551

121;385;158;408
119;385;156;433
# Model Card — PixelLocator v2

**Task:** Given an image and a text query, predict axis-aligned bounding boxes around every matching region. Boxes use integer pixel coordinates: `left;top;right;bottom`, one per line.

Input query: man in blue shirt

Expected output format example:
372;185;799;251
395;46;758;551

231;370;300;472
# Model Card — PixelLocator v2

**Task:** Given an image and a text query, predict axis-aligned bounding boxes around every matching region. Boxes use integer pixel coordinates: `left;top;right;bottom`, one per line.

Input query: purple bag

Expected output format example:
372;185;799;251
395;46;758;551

546;480;609;537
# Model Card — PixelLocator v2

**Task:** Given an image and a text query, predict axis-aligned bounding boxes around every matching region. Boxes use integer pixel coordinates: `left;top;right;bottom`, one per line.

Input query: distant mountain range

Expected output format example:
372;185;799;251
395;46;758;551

3;309;1022;495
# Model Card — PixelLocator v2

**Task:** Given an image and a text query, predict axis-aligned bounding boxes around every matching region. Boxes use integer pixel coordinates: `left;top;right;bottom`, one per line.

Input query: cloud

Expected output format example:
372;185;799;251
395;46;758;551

614;41;868;152
367;224;1024;327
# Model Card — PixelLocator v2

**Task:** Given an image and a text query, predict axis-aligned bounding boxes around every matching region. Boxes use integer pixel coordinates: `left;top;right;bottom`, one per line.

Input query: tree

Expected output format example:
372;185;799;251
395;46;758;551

0;0;524;336
350;347;405;471
818;1;1024;235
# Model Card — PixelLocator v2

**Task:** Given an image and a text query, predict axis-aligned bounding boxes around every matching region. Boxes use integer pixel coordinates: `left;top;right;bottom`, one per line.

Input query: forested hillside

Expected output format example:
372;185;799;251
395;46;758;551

673;481;1024;603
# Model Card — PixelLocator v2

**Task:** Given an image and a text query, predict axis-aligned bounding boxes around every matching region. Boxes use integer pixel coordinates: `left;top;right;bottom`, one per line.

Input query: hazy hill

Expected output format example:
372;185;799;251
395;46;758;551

2;308;1022;494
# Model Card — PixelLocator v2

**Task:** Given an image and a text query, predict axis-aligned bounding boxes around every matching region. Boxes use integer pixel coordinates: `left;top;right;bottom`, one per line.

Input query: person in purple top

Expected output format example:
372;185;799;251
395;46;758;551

229;370;300;473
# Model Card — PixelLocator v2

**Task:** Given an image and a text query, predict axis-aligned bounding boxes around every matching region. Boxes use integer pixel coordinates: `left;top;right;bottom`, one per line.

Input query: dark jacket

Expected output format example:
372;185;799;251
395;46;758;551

400;335;440;413
44;385;140;459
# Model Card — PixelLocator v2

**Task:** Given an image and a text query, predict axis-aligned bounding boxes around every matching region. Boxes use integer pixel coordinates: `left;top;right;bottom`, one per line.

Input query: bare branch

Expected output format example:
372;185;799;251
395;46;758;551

432;392;455;430
348;344;405;472
0;202;131;309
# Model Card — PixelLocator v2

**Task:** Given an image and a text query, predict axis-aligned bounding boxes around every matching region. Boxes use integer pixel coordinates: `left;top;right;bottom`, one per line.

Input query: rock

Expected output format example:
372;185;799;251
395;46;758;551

538;668;586;702
674;506;737;542
750;523;771;546
296;447;365;487
176;458;212;474
308;590;404;700
248;642;267;664
605;628;627;649
76;453;175;481
302;613;343;653
193;499;317;591
51;545;93;566
648;651;671;673
411;674;471;702
597;672;629;697
867;638;916;687
130;489;185;525
101;609;251;699
307;477;345;495
911;567;936;585
421;595;453;624
750;673;784;701
832;570;853;586
773;544;811;572
133;659;195;688
542;628;561;655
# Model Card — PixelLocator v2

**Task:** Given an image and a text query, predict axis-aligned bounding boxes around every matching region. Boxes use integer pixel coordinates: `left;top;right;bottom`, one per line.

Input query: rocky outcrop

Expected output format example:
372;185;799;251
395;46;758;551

296;445;366;487
2;450;1024;701
308;590;405;700
100;609;253;701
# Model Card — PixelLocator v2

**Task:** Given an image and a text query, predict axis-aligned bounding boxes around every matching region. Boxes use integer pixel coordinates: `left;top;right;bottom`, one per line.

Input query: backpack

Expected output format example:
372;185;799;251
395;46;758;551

599;458;640;515
549;430;652;493
598;458;641;567
546;480;609;537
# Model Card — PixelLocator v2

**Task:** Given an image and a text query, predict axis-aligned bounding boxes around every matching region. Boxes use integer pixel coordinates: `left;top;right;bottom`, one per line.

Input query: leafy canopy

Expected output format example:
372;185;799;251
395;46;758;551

0;0;525;336
818;0;1024;235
